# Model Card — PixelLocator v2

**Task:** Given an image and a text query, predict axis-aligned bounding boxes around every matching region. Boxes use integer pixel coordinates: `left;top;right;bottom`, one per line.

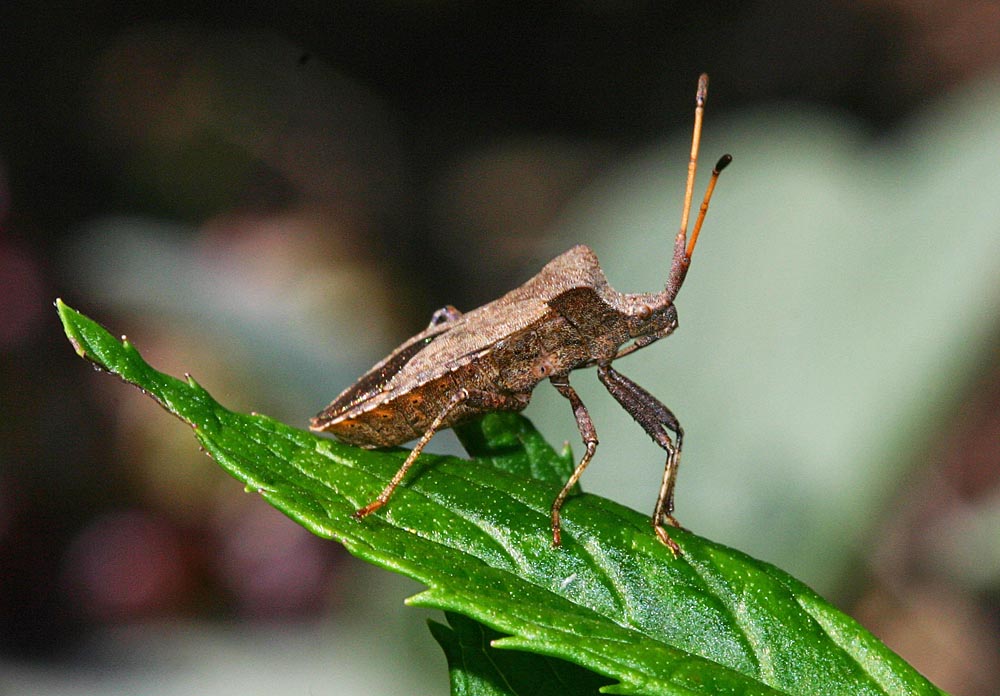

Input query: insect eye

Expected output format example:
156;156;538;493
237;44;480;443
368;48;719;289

636;304;652;320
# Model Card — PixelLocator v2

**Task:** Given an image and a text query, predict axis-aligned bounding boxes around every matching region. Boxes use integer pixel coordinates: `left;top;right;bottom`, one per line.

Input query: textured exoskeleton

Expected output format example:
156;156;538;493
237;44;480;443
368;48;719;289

312;75;730;552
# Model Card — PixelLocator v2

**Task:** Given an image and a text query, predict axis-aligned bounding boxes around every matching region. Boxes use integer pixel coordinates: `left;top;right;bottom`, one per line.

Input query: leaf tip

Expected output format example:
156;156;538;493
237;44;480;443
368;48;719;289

55;298;87;358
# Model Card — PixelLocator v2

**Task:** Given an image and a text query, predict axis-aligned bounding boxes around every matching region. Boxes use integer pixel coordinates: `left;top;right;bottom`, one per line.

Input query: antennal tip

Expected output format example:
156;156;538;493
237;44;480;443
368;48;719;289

697;74;709;103
714;154;733;172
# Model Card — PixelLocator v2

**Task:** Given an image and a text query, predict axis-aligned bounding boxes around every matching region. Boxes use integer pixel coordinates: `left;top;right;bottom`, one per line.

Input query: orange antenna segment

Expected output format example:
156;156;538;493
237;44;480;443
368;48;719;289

686;154;732;258
678;74;708;243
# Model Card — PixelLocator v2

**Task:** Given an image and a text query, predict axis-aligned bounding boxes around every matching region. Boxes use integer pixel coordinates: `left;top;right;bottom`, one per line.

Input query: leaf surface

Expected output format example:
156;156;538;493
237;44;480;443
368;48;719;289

57;300;946;696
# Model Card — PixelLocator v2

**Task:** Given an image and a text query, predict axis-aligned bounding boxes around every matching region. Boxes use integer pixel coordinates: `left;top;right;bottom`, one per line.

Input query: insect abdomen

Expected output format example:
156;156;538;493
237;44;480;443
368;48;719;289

320;361;527;447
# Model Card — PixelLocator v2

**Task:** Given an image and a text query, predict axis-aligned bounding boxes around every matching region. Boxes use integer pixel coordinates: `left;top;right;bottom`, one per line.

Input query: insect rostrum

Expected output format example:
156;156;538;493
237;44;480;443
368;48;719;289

312;74;731;553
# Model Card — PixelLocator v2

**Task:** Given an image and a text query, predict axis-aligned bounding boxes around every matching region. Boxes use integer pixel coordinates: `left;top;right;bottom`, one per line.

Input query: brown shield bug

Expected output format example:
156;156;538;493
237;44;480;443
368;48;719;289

311;74;731;553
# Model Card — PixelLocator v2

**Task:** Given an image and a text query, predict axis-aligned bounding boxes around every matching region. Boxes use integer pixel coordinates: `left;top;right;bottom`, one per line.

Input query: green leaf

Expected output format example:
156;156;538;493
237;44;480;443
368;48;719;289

57;299;947;696
430;611;614;695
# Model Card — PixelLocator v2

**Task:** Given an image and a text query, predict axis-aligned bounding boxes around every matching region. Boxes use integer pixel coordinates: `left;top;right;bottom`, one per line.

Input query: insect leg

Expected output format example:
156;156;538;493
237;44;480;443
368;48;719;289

354;387;470;519
597;363;684;555
354;388;528;520
549;374;599;547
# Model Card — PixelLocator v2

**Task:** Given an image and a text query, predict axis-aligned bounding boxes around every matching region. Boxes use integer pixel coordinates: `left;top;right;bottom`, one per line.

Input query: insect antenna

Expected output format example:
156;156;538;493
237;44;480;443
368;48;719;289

686;154;732;258
665;74;731;301
677;74;708;243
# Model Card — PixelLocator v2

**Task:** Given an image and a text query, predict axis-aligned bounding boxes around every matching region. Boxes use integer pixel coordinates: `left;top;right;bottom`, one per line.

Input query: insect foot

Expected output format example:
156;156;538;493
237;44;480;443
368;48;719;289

311;74;731;553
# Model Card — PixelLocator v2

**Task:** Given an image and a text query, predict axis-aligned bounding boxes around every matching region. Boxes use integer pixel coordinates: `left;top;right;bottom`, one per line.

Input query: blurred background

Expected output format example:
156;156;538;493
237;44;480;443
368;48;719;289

2;2;999;694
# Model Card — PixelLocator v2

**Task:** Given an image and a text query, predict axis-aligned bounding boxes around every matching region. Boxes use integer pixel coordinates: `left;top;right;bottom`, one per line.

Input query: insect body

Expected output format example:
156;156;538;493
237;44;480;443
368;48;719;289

311;74;730;552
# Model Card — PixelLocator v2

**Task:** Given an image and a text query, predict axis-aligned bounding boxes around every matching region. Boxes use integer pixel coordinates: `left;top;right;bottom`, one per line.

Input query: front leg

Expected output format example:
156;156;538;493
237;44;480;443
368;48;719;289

597;362;684;555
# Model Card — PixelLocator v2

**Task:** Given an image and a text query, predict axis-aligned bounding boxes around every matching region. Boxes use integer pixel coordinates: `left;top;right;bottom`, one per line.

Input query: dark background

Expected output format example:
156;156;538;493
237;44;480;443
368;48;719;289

2;3;999;694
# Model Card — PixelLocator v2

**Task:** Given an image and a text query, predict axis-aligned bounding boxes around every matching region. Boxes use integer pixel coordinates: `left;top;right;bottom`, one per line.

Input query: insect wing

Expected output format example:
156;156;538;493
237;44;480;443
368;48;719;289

313;245;612;426
311;324;452;426
403;246;612;373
